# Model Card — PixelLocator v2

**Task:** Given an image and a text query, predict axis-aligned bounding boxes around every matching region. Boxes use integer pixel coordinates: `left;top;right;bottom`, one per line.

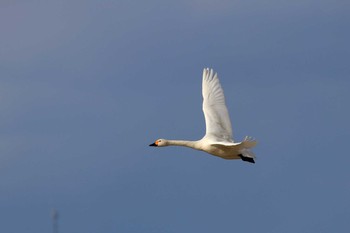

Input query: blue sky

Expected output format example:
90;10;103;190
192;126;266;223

1;0;349;232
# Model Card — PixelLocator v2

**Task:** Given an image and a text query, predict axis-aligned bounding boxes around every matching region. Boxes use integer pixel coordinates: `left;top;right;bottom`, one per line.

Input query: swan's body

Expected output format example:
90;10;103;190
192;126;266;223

150;68;257;163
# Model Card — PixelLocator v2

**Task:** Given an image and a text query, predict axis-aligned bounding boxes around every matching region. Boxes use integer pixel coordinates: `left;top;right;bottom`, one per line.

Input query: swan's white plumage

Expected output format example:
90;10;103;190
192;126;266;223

150;68;257;162
202;68;234;144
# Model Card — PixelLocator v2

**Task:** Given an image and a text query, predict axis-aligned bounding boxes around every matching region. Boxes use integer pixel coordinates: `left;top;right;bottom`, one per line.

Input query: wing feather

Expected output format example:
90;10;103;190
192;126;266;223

202;68;234;143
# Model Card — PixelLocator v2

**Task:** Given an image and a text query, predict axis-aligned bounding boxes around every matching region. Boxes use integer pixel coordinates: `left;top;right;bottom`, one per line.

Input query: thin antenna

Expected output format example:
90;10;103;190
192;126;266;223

51;209;59;233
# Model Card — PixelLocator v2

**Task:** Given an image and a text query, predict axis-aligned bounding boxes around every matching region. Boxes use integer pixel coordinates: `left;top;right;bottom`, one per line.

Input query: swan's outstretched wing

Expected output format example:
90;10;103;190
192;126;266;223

202;68;234;143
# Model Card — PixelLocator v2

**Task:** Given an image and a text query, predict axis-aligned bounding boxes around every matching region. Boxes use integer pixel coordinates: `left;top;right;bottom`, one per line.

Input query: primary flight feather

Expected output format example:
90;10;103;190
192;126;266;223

149;68;257;163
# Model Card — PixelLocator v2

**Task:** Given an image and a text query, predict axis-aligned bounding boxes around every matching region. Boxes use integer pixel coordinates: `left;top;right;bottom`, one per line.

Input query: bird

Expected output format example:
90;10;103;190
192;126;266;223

149;68;257;163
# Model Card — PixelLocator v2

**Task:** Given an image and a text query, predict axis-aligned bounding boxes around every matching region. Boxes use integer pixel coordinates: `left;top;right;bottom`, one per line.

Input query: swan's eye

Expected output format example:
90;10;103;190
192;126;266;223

158;140;162;143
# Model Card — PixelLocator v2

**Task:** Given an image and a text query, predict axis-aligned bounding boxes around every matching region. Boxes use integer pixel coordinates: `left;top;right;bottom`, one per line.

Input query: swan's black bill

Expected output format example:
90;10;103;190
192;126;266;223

149;143;157;147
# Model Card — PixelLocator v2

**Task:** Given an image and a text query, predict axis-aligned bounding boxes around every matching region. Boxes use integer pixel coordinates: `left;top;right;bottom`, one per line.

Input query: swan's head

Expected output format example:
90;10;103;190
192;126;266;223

149;139;167;147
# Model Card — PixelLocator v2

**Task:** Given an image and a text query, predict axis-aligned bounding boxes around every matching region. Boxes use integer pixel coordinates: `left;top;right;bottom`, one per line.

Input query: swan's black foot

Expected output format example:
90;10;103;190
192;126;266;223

238;154;255;164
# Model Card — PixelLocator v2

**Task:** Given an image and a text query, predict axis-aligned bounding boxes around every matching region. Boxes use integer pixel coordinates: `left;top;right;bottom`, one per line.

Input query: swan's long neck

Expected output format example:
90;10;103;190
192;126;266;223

166;140;200;149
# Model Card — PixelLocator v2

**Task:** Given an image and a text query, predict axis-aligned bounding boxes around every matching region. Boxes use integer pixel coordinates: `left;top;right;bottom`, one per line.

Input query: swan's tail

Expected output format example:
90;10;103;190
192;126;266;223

238;136;257;163
242;136;257;149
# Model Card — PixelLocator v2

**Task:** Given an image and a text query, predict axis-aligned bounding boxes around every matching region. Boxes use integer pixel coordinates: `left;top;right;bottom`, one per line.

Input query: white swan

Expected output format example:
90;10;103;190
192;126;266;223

149;68;257;163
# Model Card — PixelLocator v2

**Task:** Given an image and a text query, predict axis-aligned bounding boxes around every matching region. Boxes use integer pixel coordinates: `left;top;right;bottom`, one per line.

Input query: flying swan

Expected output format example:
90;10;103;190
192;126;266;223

149;68;257;163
